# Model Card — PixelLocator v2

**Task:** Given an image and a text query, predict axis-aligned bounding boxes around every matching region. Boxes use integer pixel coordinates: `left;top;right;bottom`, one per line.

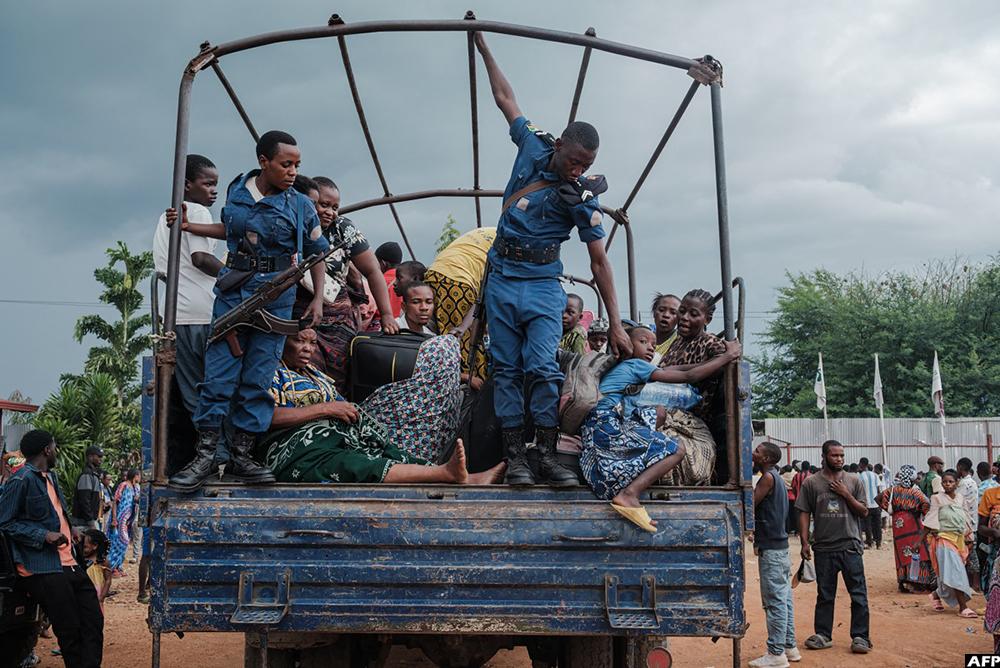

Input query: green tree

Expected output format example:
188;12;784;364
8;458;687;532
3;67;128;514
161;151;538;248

32;242;151;496
73;241;153;407
752;256;1000;418
33;373;131;498
436;214;461;254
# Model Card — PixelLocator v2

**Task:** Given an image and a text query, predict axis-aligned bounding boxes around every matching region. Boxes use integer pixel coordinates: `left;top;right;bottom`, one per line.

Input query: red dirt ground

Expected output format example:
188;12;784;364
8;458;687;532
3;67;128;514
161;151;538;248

30;535;990;667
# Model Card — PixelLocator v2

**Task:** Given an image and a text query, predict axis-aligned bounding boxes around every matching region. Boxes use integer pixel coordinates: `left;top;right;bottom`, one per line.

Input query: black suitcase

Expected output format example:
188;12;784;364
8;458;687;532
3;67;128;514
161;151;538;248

347;330;433;402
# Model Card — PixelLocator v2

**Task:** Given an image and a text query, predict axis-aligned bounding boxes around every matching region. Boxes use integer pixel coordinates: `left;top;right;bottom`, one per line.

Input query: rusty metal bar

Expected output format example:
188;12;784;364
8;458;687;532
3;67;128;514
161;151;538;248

150;272;165;338
209;58;260;143
560;274;603;318
711;277;746;342
599;207;638;322
709;77;739;489
209;20;698;72
333;21;415;259
605;79;700;251
621;215;639;322
155;68;195;484
464;12;483;228
567;27;596;126
340;188;503;215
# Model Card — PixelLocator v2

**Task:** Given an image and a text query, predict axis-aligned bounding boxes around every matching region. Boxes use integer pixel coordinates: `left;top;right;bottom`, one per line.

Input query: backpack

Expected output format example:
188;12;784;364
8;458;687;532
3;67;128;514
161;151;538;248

557;350;617;435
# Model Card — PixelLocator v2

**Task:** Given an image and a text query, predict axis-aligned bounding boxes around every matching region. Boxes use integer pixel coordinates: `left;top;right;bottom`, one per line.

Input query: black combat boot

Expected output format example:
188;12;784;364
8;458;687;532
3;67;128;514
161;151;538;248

168;429;221;492
228;430;276;485
535;426;579;487
502;428;535;486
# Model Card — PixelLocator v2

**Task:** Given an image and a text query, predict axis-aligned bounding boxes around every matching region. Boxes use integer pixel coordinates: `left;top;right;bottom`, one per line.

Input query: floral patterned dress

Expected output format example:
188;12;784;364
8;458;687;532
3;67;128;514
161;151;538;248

580;359;680;500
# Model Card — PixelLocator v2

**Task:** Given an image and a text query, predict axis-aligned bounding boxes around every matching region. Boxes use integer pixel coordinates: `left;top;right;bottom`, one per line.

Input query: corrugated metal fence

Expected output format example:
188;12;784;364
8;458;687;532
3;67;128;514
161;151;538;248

2;423;32;453
756;417;998;471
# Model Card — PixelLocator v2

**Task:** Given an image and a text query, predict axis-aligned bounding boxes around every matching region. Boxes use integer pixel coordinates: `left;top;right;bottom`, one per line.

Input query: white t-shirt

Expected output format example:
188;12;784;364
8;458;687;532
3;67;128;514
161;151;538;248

395;314;433;334
152;201;219;325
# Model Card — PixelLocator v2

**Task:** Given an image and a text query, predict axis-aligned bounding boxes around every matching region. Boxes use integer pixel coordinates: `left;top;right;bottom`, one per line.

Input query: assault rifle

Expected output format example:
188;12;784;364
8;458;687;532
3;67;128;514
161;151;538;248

208;239;345;357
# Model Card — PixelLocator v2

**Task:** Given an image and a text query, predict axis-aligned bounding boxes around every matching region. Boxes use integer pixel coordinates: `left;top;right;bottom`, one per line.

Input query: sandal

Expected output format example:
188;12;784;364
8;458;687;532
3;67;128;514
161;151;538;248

850;637;872;654
960;608;979;618
928;593;944;611
804;634;832;650
611;503;657;533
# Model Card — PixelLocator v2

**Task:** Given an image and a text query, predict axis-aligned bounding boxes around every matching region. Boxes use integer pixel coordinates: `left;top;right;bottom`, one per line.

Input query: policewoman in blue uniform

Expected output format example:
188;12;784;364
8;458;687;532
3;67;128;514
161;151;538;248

170;131;330;491
474;34;632;486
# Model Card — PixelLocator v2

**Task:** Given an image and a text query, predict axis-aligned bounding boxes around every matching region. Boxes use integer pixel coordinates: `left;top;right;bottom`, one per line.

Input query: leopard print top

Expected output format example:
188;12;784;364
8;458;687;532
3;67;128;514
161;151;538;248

659;331;727;419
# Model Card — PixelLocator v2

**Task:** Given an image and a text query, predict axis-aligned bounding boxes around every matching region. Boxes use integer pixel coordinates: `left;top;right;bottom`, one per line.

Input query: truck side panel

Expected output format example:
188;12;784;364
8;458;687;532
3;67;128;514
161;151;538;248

148;486;745;638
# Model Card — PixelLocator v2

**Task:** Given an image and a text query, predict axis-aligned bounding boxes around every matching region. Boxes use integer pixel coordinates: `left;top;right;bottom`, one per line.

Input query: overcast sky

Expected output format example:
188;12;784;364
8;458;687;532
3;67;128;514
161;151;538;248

2;0;998;405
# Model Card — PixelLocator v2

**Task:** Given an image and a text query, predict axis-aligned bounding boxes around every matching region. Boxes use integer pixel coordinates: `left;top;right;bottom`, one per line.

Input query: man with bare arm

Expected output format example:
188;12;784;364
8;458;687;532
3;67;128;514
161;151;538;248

474;33;632;486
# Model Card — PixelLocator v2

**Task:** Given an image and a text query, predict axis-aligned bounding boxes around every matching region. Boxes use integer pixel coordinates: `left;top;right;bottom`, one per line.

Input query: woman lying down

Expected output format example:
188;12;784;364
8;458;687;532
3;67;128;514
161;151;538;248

262;329;506;485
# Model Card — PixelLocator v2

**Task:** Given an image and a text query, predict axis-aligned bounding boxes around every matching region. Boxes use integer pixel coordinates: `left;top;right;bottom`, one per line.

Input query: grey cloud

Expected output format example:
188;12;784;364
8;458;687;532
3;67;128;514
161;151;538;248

2;0;998;404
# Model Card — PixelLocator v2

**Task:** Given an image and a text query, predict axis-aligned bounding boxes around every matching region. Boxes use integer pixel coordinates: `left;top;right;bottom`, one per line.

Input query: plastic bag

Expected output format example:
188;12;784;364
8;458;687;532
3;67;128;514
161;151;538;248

792;558;816;588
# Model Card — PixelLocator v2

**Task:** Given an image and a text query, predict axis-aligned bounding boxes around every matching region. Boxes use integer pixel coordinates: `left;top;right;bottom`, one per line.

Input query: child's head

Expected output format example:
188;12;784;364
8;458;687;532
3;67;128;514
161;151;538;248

627;325;657;362
312;176;341;230
394;261;426;296
941;469;958;493
255;130;300;192
562;294;584;334
677;289;716;339
587;318;609;352
82;529;110;563
184;154;218;208
400;281;434;328
102;471;112;486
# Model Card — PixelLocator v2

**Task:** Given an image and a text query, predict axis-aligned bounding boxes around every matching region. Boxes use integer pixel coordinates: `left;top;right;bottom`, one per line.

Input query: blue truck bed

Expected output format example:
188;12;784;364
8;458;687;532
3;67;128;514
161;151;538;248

142;360;753;650
147;484;747;638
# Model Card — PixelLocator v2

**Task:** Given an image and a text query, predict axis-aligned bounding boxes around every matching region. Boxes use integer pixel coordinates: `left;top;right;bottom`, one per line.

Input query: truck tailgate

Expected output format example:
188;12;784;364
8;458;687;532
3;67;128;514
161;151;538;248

149;485;745;637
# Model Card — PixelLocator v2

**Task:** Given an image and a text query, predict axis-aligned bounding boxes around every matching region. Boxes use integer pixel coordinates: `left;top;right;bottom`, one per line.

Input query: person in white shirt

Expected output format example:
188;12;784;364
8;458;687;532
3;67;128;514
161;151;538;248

395;281;435;334
152;154;223;415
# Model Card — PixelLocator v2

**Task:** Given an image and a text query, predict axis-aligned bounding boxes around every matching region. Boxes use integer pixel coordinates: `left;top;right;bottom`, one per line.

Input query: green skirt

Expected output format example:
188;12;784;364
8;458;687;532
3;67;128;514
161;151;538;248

261;414;427;483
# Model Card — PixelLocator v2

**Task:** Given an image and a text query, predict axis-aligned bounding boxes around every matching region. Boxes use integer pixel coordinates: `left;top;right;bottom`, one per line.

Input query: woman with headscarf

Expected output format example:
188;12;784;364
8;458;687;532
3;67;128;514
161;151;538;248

876;464;934;593
261;328;505;484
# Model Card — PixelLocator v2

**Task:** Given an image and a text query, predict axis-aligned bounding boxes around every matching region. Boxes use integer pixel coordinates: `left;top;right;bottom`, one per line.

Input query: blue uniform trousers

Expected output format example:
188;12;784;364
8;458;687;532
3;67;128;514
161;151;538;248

485;271;566;430
192;283;292;435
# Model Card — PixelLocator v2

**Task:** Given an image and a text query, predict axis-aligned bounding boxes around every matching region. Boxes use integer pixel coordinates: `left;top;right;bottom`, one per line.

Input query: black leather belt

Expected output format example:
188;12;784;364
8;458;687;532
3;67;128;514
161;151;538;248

494;237;560;265
225;253;293;273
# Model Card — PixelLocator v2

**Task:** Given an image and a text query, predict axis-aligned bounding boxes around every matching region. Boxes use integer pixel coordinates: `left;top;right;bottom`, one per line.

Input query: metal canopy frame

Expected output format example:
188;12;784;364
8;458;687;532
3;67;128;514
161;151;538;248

156;14;736;488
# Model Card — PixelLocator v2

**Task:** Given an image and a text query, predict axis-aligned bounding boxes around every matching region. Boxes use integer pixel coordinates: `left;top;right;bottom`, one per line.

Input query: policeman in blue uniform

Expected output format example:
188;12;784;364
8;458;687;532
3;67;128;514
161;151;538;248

169;130;330;491
474;34;632;486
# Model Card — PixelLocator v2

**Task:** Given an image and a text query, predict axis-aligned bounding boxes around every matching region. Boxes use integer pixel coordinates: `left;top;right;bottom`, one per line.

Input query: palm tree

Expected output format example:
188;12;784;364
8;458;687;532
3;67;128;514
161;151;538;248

33;373;125;497
74;241;153;407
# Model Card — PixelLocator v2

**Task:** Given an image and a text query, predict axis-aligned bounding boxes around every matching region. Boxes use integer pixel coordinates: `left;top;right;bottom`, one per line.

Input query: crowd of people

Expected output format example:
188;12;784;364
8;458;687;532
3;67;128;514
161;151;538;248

748;444;999;666
0;440;145;666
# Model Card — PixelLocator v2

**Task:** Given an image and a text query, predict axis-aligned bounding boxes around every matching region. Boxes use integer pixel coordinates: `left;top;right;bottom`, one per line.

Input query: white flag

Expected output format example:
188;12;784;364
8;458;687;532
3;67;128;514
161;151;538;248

931;351;945;417
815;352;827;411
873;354;884;410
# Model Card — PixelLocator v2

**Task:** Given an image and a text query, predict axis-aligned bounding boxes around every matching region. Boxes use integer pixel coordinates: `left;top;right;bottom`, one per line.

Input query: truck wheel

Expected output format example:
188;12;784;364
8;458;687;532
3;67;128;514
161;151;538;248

561;636;612;668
